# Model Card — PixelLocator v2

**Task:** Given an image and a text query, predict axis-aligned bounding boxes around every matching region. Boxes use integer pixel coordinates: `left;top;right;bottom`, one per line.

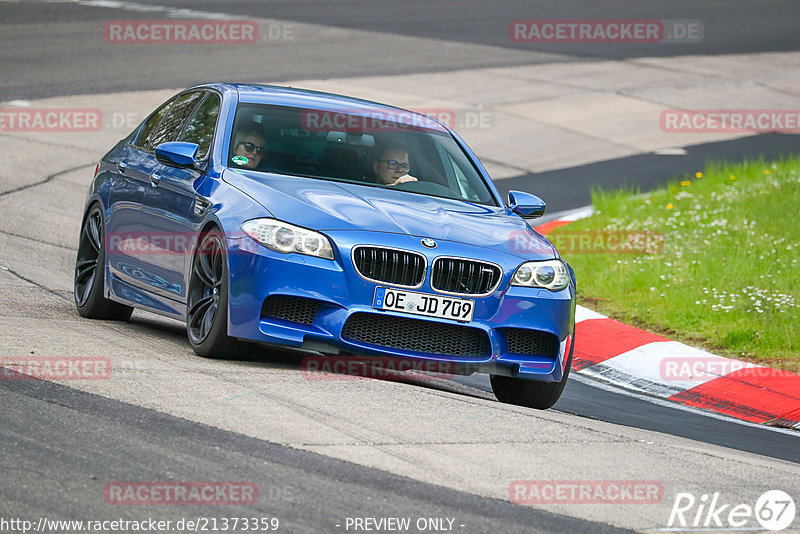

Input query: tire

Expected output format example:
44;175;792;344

74;204;134;321
490;330;575;410
186;228;243;359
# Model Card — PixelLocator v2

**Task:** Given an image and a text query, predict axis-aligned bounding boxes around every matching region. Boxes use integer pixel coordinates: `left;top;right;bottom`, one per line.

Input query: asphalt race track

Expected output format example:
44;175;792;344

1;1;799;533
3;0;800;99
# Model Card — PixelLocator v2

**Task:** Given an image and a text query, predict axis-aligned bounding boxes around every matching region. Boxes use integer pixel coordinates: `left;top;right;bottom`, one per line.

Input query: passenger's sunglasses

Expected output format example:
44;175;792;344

237;141;264;155
378;160;411;172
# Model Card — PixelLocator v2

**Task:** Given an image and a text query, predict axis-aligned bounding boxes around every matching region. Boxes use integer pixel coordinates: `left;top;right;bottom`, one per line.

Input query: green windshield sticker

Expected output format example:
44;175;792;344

232;156;249;166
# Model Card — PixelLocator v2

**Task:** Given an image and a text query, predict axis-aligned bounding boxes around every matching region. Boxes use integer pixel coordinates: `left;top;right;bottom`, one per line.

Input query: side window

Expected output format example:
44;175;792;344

134;98;174;148
142;91;205;152
180;93;220;160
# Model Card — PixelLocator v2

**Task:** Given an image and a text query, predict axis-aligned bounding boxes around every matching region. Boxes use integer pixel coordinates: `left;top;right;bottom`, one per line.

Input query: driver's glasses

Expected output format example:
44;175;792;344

380;160;411;172
238;142;264;155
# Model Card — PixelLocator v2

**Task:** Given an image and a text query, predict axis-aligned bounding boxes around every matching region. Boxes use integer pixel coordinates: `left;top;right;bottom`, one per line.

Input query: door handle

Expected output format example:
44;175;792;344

150;172;161;187
117;161;127;173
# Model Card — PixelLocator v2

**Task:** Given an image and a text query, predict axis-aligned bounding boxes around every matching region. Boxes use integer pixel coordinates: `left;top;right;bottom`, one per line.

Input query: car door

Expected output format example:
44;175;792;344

105;97;176;286
137;91;221;303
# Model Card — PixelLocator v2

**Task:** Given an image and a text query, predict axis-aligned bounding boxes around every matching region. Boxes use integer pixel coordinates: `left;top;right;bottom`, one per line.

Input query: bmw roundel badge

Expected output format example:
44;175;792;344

421;238;437;249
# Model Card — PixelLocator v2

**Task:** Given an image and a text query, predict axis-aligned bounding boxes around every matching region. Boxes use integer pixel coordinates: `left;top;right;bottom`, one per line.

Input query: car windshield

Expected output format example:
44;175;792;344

227;103;498;206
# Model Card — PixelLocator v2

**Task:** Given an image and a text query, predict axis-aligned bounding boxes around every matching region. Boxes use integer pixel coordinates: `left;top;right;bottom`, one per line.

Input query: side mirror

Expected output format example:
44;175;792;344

155;141;200;168
507;190;546;219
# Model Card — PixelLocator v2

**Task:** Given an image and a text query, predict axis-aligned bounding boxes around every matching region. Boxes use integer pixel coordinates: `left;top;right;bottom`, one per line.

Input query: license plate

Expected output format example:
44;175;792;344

373;287;475;322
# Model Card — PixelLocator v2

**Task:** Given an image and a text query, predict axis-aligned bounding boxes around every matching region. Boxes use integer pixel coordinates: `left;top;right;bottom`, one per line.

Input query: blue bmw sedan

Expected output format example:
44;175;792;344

74;83;576;409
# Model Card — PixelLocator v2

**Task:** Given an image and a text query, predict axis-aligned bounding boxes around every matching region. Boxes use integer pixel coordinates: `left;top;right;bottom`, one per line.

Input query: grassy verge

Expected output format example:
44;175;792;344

550;157;800;369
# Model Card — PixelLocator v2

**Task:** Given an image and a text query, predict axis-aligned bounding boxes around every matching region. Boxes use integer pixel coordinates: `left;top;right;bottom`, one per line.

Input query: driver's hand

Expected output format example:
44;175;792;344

389;174;418;186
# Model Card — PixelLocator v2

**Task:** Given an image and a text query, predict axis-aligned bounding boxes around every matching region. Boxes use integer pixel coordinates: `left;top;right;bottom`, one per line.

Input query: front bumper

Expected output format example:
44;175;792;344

226;231;575;382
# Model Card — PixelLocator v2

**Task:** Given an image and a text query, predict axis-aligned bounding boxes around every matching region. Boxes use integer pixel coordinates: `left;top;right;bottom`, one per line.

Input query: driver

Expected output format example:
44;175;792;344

371;147;418;186
230;121;266;170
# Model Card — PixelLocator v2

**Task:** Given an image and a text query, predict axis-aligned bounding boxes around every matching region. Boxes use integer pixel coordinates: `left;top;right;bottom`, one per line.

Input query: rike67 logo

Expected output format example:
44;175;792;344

667;490;796;531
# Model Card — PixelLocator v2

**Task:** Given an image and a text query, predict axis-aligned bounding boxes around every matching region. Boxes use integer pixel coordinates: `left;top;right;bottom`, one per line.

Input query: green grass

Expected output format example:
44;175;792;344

551;157;800;369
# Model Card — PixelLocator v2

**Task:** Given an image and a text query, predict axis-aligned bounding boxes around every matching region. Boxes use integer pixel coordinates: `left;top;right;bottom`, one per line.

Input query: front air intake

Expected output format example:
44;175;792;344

352;246;426;288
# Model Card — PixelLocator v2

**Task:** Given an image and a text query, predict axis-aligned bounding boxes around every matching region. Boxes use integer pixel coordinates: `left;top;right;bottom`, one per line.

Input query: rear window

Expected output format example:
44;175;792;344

134;98;174;149
141;91;205;152
180;93;220;160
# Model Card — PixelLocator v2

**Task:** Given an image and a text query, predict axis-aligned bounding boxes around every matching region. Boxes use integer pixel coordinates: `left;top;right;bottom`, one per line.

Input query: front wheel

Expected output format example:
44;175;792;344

74;204;133;321
186;228;243;359
490;331;574;410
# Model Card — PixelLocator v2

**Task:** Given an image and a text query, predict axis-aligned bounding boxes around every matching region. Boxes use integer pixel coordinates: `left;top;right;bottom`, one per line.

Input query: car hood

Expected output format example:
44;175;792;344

223;170;556;258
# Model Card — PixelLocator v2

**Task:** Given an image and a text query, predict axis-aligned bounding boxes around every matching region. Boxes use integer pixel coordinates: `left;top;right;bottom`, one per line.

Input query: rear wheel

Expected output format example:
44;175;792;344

74;204;133;321
187;228;243;359
490;331;574;410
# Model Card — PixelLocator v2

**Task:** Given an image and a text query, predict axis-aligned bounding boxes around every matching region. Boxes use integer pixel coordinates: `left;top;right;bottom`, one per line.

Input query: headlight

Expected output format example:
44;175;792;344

241;219;335;260
511;259;570;291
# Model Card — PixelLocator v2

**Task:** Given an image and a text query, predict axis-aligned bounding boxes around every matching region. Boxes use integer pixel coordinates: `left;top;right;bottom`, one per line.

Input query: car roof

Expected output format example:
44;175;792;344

191;82;451;134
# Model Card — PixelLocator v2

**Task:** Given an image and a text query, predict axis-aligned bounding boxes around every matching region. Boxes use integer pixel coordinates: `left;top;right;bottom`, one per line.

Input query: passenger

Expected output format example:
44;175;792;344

371;147;418;186
230;122;266;170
